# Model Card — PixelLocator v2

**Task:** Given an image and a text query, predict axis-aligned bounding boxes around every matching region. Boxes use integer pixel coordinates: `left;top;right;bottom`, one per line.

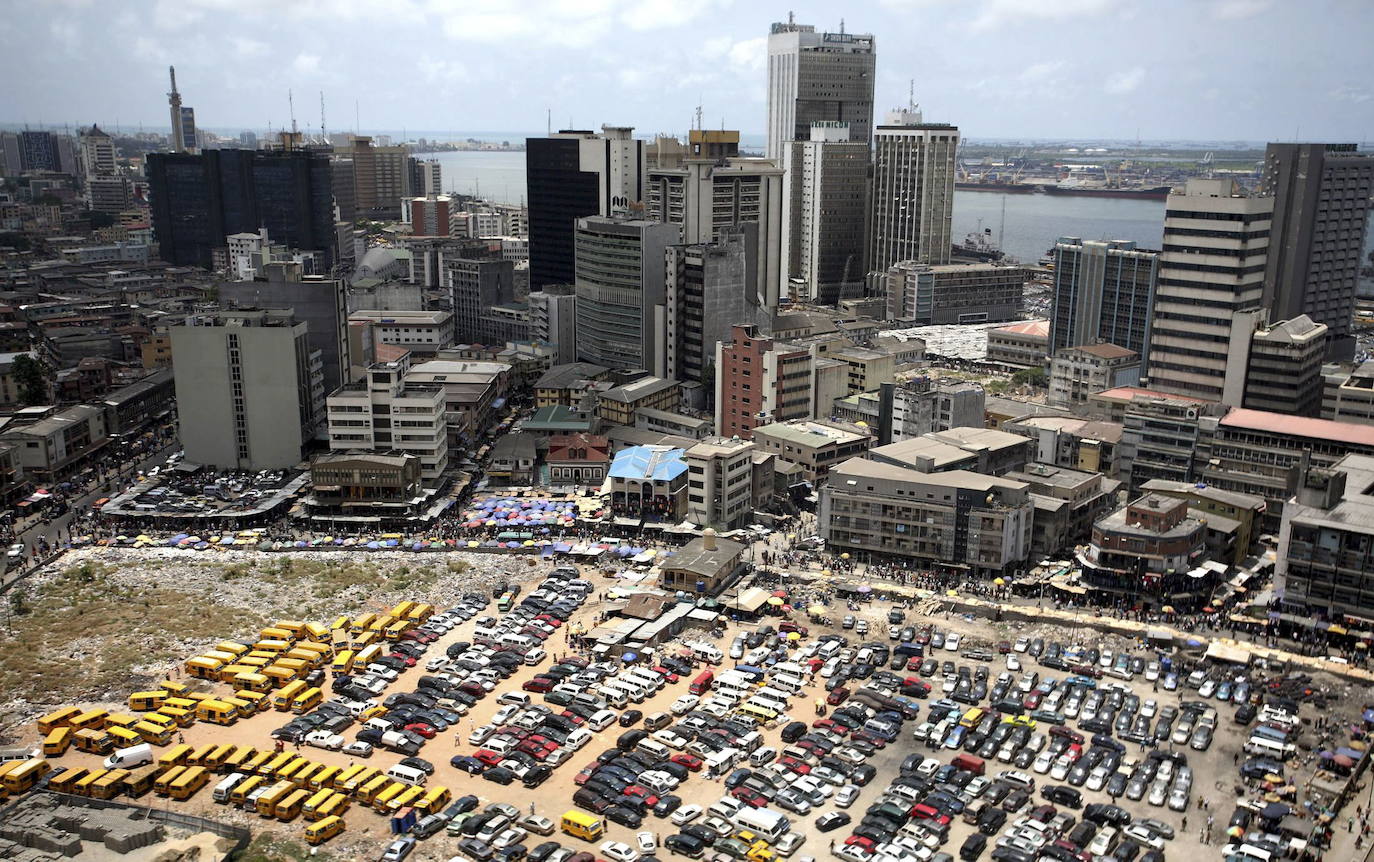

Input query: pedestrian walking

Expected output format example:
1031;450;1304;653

1182;815;1188;831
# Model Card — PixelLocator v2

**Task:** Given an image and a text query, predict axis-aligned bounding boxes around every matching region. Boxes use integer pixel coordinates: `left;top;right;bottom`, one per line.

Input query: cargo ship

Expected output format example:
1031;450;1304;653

1041;183;1172;200
955;181;1040;194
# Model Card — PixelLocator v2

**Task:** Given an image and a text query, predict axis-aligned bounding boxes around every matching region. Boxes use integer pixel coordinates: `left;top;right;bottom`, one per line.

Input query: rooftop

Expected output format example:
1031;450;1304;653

608;445;688;482
1007;415;1124;444
685;436;755;459
535;362;608;390
601;376;678;403
1219;408;1374;448
992;320;1049;338
752;420;869;448
928;426;1032;454
830;457;1028;492
1139;479;1266;511
1065;343;1138;361
1093;386;1210;405
660;535;746;579
1007;463;1103;490
1287;454;1374;532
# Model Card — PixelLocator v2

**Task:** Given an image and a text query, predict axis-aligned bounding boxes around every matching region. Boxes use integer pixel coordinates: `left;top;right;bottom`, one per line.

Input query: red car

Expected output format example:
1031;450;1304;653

826;687;850;706
388;653;417;667
474;749;503;766
404;723;436;739
845;836;876;852
560;710;585;725
523;678;554;693
997;640;1012;654
536;614;563;627
623;785;660;806
850;730;886;749
730;787;766;808
653;666;680;683
906;657;924;671
574;763;596;786
812;719;847;736
670;753;702;772
1022;691;1044;710
777;756;811;775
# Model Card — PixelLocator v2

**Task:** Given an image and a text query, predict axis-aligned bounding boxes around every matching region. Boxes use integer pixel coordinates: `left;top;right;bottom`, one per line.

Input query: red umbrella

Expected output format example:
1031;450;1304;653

772;589;788;598
1203;606;1216;612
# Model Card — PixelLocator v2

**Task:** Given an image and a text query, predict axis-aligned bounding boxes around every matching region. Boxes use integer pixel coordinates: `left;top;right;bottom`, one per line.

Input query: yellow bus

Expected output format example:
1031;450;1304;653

260;751;297;777
171;765;210;800
273;680;309;711
158;680;188;697
233;672;272;693
303;621;330;642
332;764;367;791
237;655;271;669
383;619;409;641
230;774;266;807
75;768;110;797
331;650;355;675
388;785;426;813
236;691;269;714
2;759;52;794
562;810;605;841
48;766;88;794
92;768;131;800
122;764;161;798
355;643;382;666
316;791;350;820
286;647;325;669
188;744;218;766
128;691;166;712
367;614;392;633
278;758;315;787
104;712;140;730
221;696;256;720
70;708;109;732
959;708;986;729
164;697;198;714
302;787;336;819
141;713;176;732
256;779;297;817
196;700;238;726
413;785;451;816
247;649;280;662
305;814;346;846
307;765;340;792
262;665;298;688
154;765;186;796
406;603;435;623
349;612;377;635
43;726;73;756
204;744;235;771
156;706;195;728
291;686;323;714
356;774;392;806
203;649;239;664
295;640;333;660
254;638;293;654
260;626;297;643
37;706;83;734
158;744;195;769
185;656;224;680
73;728;114;754
329;615;351;633
353;630;379;650
215;640;250;657
243;750;275;775
221;746;254;773
736;704;778;724
372;781;407;813
391;601;417;619
107;726;143;747
275;657;310;677
131;721;173;746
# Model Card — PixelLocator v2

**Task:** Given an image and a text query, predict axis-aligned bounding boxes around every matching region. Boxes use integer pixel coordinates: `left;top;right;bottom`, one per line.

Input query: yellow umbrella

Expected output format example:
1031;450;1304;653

993;578;1005;586
767;597;784;606
822;569;832;577
946;589;958;597
786;534;797;540
840;553;850;560
467;540;480;548
1161;605;1176;613
523;540;535;546
787;631;801;641
807;605;825;616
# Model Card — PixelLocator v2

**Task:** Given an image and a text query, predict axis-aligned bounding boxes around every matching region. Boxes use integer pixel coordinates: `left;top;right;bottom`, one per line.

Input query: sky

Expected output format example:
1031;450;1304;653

4;0;1374;143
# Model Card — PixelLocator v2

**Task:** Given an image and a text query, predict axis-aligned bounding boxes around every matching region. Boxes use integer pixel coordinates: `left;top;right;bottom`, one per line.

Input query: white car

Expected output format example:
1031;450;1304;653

1013;636;1029;653
587;709;618;731
342;741;373;757
945;633;961;652
636;832;657;854
493;828;528;849
303;730;344;751
425;656;449;672
671;695;700;716
492;705;520;725
469;725;497;745
1006;654;1021;671
671;804;702;826
600;841;640;862
834;785;861;808
1123;824;1165;850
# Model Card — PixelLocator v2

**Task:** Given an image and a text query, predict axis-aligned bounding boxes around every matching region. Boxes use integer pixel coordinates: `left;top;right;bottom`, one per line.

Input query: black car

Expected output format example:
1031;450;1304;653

816;812;851;832
482;767;515;785
605;805;642;828
653;795;682;817
665;834;705;858
1083;803;1132;826
401;756;435;775
780;721;808;743
617;731;648;752
529;842;563;862
522;765;552;788
681;825;718;845
724;768;753;789
1042;785;1082;808
619;710;644;728
960;832;987;861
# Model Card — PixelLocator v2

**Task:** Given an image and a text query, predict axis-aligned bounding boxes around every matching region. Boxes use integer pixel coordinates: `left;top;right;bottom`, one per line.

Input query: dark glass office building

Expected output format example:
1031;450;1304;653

526;137;601;289
147;149;336;270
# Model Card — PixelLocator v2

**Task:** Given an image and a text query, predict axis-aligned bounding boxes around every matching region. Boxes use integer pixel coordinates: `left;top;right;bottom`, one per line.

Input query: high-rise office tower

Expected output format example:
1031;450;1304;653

529;285;578;364
784;122;869;304
79;124;116;177
179;107;198;153
572;216;681;370
644;152;785;309
867;109;958;276
220;262;352;393
0;133;20;177
336;136;414;219
18;131;60;172
1260;143;1374;359
1049;238;1159;357
421;159;443;195
1146;179;1272;404
526;126;646;289
146;148;337;269
445;255;516;344
167;66;187;153
766;17;876;160
663;226;767;387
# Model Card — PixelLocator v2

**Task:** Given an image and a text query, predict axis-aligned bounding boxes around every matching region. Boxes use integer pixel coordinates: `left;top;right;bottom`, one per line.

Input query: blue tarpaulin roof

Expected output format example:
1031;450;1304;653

607;445;687;482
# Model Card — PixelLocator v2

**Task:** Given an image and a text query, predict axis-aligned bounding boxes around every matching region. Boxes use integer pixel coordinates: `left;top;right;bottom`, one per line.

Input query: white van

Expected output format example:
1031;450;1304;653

690;643;724;665
212;772;247;803
608;680;645;703
500;633;535;651
1243;737;1295;759
706;748;741;776
588;709;618;731
771;675;804;695
103;743;153;770
565;728;593;750
737;731;763;754
472;627;500;647
386;764;429;787
596;686;629;708
635;738;671;761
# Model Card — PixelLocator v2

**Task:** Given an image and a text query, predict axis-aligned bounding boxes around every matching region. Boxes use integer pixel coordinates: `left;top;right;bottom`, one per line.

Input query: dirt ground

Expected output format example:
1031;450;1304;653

15;552;1361;861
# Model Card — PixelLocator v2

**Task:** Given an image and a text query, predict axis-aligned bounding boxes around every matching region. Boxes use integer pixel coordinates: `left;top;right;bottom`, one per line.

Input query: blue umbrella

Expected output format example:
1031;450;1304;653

295;540;307;548
1185;638;1204;647
412;542;425;551
622;652;638;662
366;541;380;549
384;539;399;547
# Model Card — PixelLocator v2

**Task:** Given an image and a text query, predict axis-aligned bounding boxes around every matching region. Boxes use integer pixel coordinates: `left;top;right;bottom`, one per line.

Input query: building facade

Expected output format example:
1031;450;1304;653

1078;493;1209;605
170;310;324;471
885;261;1026;325
528;286;577;364
986;320;1049;367
1276;455;1374;624
868;110;958;275
765;19;876;160
573;216;680;370
663;228;766;387
1261;143;1374;359
684;436;758;530
750;419;871;483
326;350;448;481
783;122;869;304
714;323;846;440
444;255;516;344
1049;238;1159;357
1048;343;1142;408
1243;315;1327;416
1147;179;1272;403
220;262;351;393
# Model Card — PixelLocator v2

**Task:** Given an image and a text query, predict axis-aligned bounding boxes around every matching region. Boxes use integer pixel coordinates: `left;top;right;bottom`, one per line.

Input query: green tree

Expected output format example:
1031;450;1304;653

1011;366;1048;388
11;355;48;406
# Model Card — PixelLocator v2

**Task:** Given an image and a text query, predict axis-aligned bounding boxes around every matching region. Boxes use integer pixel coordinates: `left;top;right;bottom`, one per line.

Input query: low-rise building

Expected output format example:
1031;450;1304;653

347;309;454;355
404;359;511;453
1078;493;1211;606
1005;463;1119;560
607;444;690;523
534;362;609;409
750;419;871;483
0;403;109;480
596;376;681;427
1138;478;1265;566
1001;415;1122;477
545;433;610;485
487;433;538;486
820;457;1033;576
684;436;758;530
658;530;746;595
326;348;449;481
1321;359;1374;426
867;427;1032;477
305;452;430;523
832;378;986;445
1276;455;1374;625
833;347;896;396
1048;343;1141;408
986;319;1049;367
635;408;713;439
885;261;1028;325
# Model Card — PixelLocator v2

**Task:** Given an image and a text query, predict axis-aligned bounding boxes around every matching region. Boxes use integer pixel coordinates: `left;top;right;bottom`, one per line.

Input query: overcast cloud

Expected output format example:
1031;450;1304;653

3;0;1372;142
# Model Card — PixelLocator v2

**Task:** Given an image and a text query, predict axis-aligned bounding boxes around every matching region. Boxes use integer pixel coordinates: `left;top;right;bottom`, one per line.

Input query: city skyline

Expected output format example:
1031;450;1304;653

2;0;1371;142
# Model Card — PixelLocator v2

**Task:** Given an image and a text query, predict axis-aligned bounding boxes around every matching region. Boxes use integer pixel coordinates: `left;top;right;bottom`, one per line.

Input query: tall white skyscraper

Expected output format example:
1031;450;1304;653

784;122;870;304
1147;179;1273;404
867;109;959;276
766;17;876;161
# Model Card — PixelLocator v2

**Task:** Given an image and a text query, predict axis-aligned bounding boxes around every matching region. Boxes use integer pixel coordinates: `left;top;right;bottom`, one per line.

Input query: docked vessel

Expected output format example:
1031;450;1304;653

955;181;1040;194
1041;183;1172;200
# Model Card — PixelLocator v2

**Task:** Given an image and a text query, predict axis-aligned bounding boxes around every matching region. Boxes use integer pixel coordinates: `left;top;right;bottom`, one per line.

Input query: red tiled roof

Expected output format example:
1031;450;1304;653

375;344;409;363
1219;408;1374;447
548;433;610;463
994;320;1049;337
1093;386;1209;404
1070;343;1137;360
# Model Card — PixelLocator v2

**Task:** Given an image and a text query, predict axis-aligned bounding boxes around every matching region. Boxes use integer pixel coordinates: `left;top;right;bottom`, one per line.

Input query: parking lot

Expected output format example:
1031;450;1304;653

24;557;1350;862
